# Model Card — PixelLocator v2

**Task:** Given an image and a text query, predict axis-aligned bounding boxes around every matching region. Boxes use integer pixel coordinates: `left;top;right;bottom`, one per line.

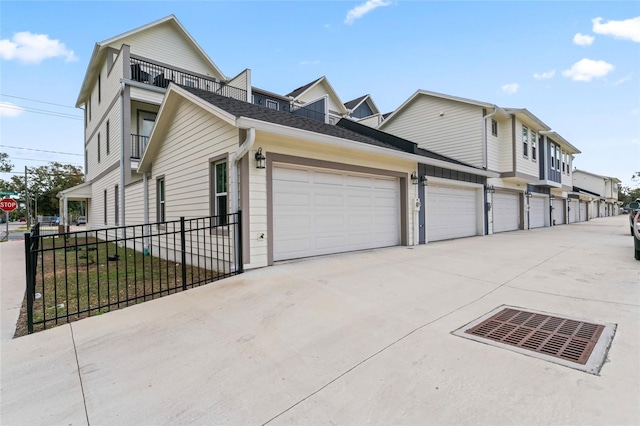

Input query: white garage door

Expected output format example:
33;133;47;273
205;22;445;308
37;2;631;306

493;192;520;233
426;185;478;242
553;199;565;225
569;201;579;223
529;196;546;229
272;165;400;261
579;201;587;222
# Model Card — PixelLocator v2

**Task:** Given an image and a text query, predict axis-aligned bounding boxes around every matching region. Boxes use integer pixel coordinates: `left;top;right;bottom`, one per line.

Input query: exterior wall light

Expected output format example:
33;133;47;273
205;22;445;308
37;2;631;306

486;185;495;194
255;147;266;169
420;175;428;186
411;172;419;185
550;194;555;200
525;190;533;198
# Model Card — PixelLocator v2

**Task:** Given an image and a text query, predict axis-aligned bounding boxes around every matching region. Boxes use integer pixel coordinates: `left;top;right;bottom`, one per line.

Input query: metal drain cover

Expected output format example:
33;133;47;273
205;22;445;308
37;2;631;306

453;306;616;375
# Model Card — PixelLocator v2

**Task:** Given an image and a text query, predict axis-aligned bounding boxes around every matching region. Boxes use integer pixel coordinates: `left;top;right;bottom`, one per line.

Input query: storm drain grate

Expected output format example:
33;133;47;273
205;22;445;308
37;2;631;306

464;308;605;365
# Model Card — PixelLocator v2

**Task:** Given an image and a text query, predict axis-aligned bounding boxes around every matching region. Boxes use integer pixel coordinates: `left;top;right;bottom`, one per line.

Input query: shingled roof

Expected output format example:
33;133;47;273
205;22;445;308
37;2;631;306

344;95;368;110
180;85;482;171
286;77;322;98
181;86;404;153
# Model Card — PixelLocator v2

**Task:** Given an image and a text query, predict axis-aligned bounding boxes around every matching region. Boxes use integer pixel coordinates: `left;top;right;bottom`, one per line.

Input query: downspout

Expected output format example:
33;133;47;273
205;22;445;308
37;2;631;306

143;171;149;255
482;107;498;170
229;127;256;213
119;81;126;238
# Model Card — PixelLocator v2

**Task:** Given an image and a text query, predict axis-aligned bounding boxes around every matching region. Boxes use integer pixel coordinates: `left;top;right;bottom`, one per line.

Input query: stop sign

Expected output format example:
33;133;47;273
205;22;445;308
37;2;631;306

0;198;18;212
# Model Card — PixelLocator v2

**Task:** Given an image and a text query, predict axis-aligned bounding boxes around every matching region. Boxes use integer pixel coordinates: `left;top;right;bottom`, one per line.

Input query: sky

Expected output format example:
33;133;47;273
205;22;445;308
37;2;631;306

1;1;639;188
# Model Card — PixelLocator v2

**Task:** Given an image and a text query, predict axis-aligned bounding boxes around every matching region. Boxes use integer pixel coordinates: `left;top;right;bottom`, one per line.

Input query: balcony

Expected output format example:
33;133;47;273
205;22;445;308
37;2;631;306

129;57;247;102
131;134;149;161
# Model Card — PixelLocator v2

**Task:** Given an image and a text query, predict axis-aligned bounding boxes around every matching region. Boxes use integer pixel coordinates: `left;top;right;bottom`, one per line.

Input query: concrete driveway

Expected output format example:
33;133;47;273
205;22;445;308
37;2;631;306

1;216;639;425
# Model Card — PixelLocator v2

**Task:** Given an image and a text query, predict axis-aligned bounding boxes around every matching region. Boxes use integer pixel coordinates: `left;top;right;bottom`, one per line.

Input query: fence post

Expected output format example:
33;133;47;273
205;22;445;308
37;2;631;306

236;211;243;274
24;232;34;334
180;217;187;291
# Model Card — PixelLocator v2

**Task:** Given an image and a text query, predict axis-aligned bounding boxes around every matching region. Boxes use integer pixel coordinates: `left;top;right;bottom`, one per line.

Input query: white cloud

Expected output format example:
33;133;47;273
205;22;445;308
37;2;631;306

631;108;640;116
533;70;556;80
0;102;25;117
612;74;632;86
324;23;332;29
573;33;595;46
562;58;614;82
344;0;392;25
299;60;320;66
592;16;640;43
501;83;519;94
0;31;77;64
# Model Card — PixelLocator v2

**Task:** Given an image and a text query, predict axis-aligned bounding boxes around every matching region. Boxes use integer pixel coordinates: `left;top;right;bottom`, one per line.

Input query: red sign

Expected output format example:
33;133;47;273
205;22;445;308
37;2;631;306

0;198;17;212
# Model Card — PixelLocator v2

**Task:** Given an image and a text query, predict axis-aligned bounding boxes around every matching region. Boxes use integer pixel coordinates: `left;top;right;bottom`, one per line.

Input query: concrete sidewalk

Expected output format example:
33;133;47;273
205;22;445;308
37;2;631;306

0;240;26;342
1;216;639;425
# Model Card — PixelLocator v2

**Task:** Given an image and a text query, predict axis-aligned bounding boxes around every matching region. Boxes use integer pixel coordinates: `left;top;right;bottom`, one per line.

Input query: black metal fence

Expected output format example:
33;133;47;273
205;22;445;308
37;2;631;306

131;134;149;159
24;213;243;334
130;57;248;102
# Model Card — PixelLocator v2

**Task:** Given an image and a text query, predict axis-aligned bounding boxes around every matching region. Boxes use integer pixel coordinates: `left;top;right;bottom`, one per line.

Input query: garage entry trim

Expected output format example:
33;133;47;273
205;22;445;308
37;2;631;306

266;152;408;265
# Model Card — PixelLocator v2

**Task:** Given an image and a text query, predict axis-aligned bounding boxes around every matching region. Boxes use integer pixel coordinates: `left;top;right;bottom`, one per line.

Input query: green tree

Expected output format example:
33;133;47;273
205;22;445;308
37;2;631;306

619;172;640;206
0;152;12;172
0;159;84;218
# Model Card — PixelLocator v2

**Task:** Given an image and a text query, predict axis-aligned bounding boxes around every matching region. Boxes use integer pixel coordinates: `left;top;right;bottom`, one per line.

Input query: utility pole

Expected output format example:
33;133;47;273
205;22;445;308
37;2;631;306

25;166;30;229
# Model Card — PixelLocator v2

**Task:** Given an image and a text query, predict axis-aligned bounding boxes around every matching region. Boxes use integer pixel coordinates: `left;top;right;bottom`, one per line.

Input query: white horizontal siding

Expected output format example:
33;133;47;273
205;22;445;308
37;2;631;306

125;179;145;226
227;69;250;94
498;119;512;172
573;171;605;195
109;22;223;80
298;81;344;115
130;87;165;105
88;170;120;229
513;118;539;178
382;96;484;168
356;114;382;127
150;101;238;222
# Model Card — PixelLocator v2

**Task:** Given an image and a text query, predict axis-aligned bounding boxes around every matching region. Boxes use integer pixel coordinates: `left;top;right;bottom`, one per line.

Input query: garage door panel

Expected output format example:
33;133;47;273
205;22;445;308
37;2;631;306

273;165;399;261
493;192;519;233
348;195;373;208
346;175;372;188
530;196;546;229
276;167;310;183
274;192;310;206
314;193;343;207
314;171;343;185
427;185;478;242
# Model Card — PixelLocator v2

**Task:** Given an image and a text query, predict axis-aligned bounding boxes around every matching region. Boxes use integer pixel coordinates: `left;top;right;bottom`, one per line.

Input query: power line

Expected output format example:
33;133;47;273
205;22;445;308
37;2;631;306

10;157;84;165
3;170;84;177
0;145;83;156
0;104;83;120
0;94;78;110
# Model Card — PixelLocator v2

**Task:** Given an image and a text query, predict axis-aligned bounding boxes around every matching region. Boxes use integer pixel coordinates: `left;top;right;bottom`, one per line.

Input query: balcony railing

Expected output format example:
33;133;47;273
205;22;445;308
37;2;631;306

129;57;247;102
131;134;149;160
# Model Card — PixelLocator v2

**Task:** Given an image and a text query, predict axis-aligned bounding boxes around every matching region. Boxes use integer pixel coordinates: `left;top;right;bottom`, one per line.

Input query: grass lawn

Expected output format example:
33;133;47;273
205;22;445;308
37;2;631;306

15;235;217;336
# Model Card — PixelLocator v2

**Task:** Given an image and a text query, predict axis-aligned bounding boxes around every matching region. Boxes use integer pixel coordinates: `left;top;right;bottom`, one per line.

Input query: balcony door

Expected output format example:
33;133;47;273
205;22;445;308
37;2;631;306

134;111;156;158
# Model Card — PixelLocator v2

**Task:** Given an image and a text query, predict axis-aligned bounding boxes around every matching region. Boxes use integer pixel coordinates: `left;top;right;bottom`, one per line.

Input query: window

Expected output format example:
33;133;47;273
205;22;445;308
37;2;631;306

182;76;197;88
104;190;107;225
106;121;110;154
531;131;537;160
522;126;529;157
550;143;556;170
555;146;560;170
562;152;566;173
98;74;101;103
85;149;88;175
157;178;165;223
266;99;279;110
114;185;119;225
491;119;498;137
213;161;227;225
97;133;101;163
